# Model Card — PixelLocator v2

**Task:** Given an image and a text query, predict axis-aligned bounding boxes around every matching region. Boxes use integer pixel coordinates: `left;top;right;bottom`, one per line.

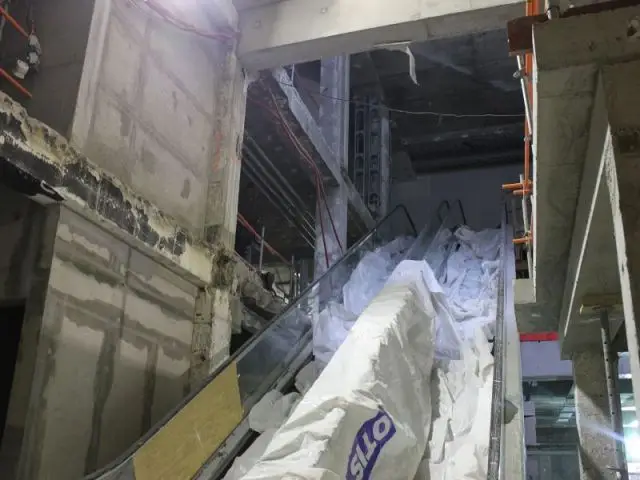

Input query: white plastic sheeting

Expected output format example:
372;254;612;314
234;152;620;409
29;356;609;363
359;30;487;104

242;261;437;479
236;225;504;480
342;236;414;317
313;302;358;367
437;227;502;341
225;391;301;480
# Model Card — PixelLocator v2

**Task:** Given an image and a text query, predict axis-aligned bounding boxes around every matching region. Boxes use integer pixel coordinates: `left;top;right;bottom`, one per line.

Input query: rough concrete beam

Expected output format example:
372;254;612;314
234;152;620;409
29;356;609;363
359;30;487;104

602;59;640;421
530;6;640;335
534;4;640;72
0;92;215;285
272;68;375;229
238;0;525;70
557;77;620;353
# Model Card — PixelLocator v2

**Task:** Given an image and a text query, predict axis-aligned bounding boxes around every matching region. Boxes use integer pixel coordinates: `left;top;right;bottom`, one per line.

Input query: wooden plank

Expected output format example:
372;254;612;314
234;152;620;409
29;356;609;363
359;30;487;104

133;363;243;480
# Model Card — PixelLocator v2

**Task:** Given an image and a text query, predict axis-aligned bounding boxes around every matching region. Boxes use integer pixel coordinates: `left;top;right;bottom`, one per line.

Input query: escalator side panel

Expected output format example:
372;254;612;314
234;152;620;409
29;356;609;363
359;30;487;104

132;363;243;480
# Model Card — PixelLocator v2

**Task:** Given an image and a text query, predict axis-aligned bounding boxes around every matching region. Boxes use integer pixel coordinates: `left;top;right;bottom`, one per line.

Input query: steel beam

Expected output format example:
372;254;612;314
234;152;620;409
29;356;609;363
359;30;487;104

401;122;524;147
238;0;525;70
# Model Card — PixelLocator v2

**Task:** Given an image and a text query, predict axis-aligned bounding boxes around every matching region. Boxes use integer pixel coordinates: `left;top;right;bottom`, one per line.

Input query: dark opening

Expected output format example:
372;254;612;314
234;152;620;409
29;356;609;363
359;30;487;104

0;303;26;446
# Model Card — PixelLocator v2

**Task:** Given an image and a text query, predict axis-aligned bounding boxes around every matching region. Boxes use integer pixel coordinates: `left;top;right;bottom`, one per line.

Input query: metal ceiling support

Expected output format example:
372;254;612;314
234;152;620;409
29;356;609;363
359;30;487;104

351;90;390;220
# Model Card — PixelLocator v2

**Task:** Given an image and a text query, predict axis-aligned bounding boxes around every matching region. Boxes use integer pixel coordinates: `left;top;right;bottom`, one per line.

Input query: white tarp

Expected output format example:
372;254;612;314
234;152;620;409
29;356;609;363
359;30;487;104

237;226;504;480
242;261;437;479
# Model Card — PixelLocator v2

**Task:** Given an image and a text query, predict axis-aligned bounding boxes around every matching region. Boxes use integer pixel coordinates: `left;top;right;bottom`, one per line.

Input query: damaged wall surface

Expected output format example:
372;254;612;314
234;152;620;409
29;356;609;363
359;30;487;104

3;206;199;480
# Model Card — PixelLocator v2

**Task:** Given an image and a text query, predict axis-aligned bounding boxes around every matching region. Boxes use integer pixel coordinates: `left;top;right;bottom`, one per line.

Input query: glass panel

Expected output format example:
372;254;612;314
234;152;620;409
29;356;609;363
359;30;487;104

233;205;419;407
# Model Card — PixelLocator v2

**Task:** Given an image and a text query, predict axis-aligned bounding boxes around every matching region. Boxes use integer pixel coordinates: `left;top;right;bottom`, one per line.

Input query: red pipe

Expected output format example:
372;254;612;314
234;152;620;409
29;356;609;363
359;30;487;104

0;68;31;98
520;332;558;342
0;7;28;38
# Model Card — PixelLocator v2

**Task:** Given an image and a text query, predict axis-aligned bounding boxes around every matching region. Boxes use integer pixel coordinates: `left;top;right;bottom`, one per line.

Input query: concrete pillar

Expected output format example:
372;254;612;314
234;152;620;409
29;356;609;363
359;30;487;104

573;347;617;480
603;60;640;425
314;55;349;284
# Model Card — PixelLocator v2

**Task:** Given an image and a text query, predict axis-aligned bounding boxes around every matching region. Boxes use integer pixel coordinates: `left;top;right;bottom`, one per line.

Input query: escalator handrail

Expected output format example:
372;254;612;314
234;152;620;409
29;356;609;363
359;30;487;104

83;204;417;480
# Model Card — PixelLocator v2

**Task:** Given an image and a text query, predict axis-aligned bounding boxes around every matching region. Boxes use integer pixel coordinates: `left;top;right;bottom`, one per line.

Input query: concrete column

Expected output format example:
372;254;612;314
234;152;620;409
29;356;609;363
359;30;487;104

314;55;349;283
599;60;640;428
572;347;617;480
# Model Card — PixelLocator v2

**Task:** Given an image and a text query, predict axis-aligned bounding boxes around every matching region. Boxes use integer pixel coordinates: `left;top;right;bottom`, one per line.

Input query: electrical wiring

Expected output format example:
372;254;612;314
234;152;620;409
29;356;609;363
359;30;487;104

275;78;525;118
242;149;316;247
256;89;346;256
131;0;237;41
251;92;333;266
256;90;347;267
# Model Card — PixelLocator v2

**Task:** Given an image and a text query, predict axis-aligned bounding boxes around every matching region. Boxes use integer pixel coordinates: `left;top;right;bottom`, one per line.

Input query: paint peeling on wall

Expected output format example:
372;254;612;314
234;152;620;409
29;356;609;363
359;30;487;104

0;92;214;283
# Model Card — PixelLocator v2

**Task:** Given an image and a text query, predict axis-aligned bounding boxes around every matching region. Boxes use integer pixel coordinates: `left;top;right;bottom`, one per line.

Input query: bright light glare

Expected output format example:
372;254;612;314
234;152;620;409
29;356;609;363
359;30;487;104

626;433;640;458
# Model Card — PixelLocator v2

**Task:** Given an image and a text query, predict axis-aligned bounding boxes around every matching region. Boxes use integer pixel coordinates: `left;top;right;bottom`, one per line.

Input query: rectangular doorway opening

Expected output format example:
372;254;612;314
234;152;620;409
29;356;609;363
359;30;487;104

0;302;25;447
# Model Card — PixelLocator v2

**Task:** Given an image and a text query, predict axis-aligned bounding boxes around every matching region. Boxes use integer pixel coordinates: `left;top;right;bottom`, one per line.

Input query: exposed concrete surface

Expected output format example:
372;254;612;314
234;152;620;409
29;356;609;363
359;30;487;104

71;0;231;236
315;55;349;281
10;207;197;480
0;189;57;480
533;5;640;337
0;187;44;302
0;0;96;137
238;0;525;69
572;347;617;480
602;59;640;422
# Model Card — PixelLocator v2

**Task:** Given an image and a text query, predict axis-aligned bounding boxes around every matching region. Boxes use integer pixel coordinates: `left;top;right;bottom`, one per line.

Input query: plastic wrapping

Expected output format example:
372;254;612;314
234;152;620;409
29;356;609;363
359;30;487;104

242;260;437;479
313;302;358;367
430;226;502;341
342;236;414;317
295;361;321;396
248;391;301;434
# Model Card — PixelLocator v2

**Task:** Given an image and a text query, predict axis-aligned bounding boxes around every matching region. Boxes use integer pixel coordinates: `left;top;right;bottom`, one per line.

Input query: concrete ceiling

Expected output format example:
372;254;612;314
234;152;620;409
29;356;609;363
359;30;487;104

232;0;281;11
238;29;525;262
362;29;525;176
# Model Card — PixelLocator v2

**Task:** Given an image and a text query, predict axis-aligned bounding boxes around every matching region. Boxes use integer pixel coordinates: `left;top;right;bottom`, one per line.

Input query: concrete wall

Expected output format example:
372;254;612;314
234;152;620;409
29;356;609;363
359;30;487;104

0;187;58;480
70;0;231;235
0;187;45;302
0;0;96;136
391;164;521;230
3;207;198;480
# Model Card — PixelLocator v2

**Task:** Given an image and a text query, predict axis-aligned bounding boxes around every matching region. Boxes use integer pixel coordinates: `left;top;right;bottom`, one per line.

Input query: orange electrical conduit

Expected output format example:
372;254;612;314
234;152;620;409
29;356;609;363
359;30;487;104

503;0;539;245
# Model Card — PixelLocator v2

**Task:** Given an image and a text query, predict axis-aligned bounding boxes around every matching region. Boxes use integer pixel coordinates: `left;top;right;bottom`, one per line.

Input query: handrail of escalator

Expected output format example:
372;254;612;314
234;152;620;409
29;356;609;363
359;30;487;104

436;199;467;227
83;204;418;480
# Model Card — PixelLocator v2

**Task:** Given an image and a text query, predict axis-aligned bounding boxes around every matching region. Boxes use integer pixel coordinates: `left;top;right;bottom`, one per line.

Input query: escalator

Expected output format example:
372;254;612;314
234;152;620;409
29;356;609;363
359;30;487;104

83;205;421;480
84;201;524;480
